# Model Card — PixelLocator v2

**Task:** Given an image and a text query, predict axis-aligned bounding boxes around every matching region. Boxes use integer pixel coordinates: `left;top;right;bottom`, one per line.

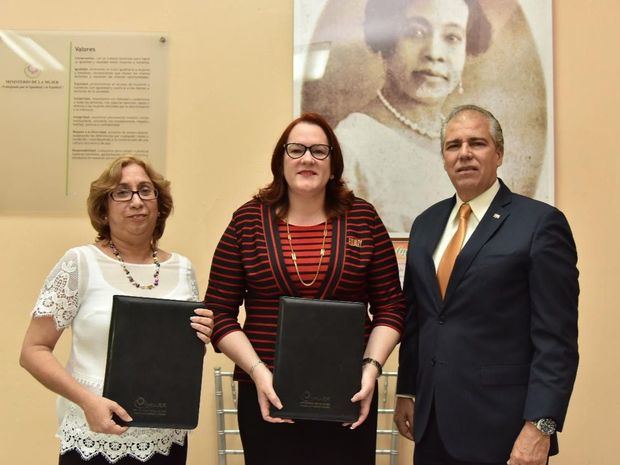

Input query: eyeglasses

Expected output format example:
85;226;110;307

283;143;332;160
109;186;159;202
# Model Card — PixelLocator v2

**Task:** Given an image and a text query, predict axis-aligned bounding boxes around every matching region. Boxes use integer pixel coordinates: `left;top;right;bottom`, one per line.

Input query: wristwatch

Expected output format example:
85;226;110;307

530;418;557;436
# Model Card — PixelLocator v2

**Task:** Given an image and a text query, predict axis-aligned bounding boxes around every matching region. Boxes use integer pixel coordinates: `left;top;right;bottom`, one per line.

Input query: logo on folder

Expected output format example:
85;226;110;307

133;396;168;417
299;390;331;410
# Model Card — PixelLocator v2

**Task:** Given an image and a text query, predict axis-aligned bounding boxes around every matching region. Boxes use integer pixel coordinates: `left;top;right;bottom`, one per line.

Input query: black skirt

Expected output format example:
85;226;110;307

238;382;378;465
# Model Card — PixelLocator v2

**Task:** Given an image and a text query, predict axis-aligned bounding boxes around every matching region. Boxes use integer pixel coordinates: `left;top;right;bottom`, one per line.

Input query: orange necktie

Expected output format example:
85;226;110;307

437;203;472;299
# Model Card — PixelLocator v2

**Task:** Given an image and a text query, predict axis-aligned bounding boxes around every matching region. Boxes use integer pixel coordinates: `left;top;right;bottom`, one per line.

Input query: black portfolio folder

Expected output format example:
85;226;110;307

103;295;204;429
270;296;366;422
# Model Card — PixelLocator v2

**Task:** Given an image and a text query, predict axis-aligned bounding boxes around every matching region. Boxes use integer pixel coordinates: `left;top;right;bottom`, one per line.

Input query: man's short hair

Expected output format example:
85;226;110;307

440;104;504;154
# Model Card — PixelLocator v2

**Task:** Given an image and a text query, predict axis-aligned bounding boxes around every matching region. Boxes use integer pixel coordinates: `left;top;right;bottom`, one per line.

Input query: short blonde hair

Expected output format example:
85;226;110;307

87;156;173;243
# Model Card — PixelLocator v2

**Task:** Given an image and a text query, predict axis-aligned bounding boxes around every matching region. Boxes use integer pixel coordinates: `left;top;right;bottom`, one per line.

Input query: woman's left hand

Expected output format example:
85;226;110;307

346;364;379;429
190;308;214;347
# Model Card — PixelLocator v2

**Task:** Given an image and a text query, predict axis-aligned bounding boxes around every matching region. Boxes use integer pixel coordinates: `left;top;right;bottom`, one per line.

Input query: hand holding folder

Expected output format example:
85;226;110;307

270;296;367;423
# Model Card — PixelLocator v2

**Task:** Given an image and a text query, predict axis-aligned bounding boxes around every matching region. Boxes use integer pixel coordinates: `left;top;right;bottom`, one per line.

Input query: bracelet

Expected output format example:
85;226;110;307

362;357;383;377
249;359;265;377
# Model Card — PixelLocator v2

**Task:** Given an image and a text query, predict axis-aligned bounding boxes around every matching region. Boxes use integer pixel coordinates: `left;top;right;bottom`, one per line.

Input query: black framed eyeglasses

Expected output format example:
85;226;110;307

109;186;159;202
283;143;332;160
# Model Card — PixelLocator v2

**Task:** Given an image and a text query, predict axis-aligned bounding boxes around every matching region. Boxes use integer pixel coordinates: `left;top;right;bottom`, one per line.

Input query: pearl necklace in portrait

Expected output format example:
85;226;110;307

377;90;444;139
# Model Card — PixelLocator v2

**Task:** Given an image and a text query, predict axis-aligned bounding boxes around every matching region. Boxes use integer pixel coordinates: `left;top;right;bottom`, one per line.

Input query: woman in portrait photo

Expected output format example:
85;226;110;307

337;0;490;233
300;0;550;234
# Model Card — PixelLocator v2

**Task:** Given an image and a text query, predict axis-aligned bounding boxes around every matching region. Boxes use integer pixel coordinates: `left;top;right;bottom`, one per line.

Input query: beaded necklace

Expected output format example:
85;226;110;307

108;241;160;289
285;220;328;288
377;89;443;139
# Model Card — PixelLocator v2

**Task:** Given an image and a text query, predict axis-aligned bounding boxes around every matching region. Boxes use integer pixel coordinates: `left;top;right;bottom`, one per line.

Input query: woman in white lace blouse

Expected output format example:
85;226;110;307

19;156;213;464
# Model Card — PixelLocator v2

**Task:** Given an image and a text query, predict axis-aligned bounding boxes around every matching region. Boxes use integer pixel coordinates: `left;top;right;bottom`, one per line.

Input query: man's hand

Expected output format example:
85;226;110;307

508;421;550;465
393;396;414;441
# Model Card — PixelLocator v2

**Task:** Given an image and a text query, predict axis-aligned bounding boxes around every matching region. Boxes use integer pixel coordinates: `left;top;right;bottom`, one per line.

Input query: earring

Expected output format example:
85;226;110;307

329;174;335;180
457;81;464;95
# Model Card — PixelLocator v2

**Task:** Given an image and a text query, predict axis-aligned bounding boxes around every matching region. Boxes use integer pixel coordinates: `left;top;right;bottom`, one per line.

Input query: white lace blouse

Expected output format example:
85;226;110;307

32;244;201;463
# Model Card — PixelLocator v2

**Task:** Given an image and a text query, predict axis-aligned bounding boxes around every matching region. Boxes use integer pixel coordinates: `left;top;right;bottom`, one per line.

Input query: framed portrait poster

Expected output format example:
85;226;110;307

294;0;554;237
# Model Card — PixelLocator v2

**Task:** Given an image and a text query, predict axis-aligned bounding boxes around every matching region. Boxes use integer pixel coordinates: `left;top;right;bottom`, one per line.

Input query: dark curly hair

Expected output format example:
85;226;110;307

364;0;492;59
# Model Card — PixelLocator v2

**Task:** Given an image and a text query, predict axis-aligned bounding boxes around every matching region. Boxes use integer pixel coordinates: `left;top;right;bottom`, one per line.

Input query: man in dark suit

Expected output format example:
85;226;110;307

393;105;579;465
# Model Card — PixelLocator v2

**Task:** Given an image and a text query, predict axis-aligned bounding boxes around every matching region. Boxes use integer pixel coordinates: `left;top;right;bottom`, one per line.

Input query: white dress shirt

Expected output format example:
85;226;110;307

432;180;500;270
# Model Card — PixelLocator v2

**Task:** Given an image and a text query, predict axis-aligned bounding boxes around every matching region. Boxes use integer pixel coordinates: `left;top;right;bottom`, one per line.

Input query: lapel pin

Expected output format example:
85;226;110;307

348;238;363;248
493;213;501;219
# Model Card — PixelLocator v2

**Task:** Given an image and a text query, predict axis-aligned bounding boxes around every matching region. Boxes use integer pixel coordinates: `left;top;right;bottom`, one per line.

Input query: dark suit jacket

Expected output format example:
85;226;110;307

396;181;579;462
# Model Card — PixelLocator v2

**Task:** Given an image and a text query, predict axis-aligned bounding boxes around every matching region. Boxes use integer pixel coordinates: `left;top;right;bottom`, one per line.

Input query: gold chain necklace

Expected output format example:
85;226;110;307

285;219;328;287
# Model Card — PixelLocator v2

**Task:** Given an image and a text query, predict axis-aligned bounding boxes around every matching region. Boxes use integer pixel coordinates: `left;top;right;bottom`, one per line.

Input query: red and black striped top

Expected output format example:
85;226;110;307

205;198;406;382
280;221;331;295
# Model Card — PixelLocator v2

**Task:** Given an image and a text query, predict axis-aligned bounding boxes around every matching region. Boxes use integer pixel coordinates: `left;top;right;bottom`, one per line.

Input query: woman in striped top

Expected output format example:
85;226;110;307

205;113;406;465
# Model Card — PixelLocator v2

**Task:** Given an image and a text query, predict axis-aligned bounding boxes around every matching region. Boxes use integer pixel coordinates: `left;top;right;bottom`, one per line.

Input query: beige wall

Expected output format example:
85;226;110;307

1;1;618;464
